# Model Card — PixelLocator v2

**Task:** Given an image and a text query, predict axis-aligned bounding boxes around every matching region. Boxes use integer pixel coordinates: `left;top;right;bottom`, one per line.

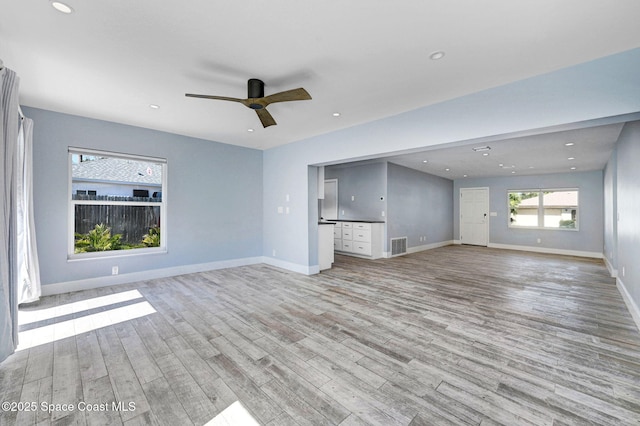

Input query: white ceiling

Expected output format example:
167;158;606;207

385;123;625;179
2;1;640;172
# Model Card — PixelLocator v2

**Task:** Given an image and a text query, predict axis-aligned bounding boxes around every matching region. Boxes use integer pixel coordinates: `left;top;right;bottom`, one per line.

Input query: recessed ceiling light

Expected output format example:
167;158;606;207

463;174;468;178
149;104;160;109
247;128;254;132
565;142;575;146
422;160;428;163
570;167;577;170
429;51;445;60
568;157;575;160
51;1;74;14
482;153;489;157
498;163;504;167
511;171;516;174
445;168;450;171
332;112;341;117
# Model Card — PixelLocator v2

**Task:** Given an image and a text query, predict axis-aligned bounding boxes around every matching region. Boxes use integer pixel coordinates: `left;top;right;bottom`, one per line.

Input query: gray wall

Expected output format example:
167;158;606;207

387;163;453;248
324;162;387;221
26;107;263;286
453;171;604;254
613;121;640;309
603;148;618;272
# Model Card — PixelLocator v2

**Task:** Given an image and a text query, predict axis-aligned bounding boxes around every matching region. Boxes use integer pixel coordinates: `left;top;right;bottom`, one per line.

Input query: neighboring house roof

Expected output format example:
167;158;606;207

72;157;162;185
519;191;578;207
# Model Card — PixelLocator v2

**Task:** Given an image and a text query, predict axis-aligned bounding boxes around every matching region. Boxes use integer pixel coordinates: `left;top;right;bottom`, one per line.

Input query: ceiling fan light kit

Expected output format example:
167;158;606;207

186;78;311;128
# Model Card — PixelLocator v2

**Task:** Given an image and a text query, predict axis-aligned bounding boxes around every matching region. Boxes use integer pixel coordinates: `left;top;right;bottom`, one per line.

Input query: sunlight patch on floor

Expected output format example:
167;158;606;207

203;401;260;426
19;289;145;326
17;298;156;351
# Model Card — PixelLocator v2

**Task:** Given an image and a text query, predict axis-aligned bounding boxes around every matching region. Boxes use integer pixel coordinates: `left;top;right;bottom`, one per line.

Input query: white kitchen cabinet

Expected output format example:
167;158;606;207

334;221;383;259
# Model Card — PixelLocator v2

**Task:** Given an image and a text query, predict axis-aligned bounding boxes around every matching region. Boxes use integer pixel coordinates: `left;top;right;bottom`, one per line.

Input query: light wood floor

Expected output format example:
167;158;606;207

2;246;640;425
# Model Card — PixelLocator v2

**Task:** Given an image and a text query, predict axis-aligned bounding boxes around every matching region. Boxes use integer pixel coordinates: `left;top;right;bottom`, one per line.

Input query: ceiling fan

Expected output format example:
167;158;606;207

186;78;311;128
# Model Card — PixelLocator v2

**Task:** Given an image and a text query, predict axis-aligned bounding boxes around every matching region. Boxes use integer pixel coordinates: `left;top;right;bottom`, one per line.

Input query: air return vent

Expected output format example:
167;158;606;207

390;237;408;257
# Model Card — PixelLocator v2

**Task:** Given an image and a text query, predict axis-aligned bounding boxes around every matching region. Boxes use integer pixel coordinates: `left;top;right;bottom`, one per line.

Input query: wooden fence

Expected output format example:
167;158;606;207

74;204;161;245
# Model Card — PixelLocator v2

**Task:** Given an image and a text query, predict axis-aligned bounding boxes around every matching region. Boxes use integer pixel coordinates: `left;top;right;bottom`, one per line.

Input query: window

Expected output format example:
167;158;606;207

69;148;167;258
508;189;578;230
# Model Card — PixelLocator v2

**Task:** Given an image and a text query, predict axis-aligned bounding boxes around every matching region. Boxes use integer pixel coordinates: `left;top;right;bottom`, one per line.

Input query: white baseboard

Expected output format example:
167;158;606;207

603;256;618;278
617;277;640;333
407;240;454;255
487;243;603;259
41;256;265;296
262;257;319;275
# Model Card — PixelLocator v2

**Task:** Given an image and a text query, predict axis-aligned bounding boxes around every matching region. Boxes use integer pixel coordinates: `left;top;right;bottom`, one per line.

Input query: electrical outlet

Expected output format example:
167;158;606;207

272;249;276;257
112;266;119;275
537;238;541;244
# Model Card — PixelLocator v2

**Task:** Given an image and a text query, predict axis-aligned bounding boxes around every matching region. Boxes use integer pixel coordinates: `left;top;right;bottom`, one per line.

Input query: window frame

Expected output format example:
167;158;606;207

68;147;168;260
507;188;579;231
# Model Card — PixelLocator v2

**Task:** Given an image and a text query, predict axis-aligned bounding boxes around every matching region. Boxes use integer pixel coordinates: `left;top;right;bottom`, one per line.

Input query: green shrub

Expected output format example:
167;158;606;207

75;224;123;253
559;219;576;229
142;226;161;247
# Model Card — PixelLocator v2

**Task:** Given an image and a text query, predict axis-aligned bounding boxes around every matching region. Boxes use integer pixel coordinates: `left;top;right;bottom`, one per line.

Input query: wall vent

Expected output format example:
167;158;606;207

390;237;408;257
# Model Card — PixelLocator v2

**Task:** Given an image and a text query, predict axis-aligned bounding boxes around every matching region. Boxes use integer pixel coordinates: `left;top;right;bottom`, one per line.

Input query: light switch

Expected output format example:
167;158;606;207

285;207;290;214
277;206;283;214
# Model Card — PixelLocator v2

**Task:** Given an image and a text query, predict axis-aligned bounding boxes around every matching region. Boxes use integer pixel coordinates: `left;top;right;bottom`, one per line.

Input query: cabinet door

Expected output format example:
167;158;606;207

334;239;343;251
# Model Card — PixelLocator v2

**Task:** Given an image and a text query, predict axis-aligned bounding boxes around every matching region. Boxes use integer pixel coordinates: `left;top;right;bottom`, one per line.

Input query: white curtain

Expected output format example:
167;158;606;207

1;65;20;362
17;116;41;304
1;65;40;363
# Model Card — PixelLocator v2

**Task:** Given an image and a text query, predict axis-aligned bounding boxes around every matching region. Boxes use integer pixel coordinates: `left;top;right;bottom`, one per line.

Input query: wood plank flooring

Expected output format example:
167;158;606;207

2;245;640;425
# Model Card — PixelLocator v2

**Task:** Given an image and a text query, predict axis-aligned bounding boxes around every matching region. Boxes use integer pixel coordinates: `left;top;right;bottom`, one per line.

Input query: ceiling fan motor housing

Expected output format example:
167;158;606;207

248;79;265;109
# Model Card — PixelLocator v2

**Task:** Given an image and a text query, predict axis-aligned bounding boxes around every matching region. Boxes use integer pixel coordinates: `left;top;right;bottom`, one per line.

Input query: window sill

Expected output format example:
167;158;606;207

508;226;579;232
68;247;167;262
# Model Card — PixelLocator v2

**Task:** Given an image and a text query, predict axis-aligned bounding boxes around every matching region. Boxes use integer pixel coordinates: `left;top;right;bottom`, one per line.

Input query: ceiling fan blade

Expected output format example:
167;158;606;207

256;108;277;128
262;88;311;106
185;93;245;104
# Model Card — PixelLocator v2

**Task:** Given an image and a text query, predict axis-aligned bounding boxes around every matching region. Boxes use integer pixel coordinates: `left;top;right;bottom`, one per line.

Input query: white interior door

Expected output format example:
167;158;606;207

321;179;338;220
460;187;489;246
